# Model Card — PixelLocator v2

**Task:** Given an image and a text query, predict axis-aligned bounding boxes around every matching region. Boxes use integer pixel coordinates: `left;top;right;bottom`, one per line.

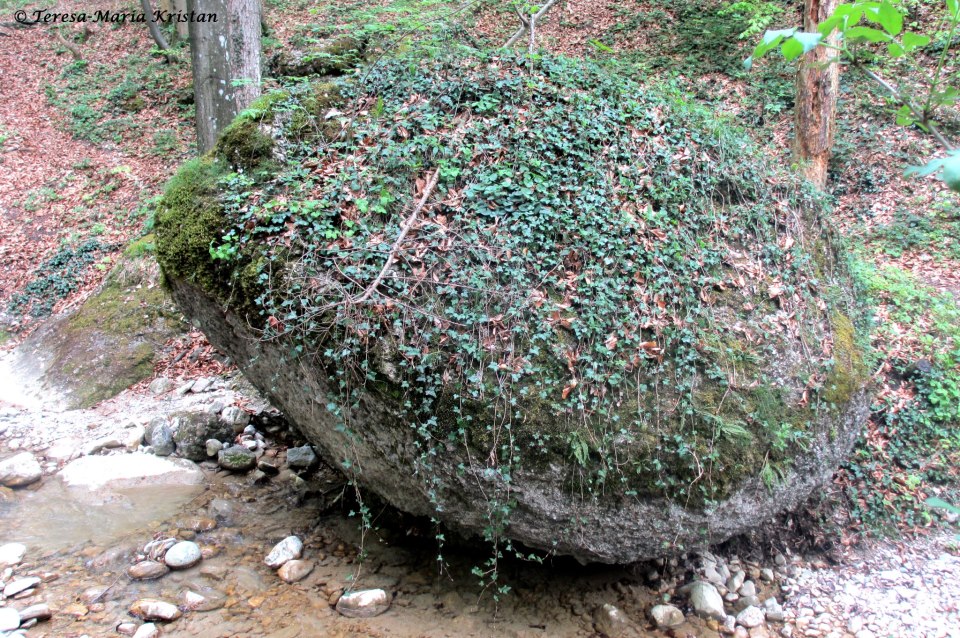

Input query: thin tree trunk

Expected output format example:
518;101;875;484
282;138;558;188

172;0;190;41
141;0;170;52
188;0;262;153
793;0;839;189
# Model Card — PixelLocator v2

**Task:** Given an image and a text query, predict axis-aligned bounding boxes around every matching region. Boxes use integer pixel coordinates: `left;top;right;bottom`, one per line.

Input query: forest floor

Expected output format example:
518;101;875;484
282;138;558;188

0;0;958;636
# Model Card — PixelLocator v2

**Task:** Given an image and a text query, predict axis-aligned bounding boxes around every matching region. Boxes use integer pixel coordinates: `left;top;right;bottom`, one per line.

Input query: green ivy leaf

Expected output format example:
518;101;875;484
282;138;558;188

948;0;959;20
887;42;905;57
894;104;915;126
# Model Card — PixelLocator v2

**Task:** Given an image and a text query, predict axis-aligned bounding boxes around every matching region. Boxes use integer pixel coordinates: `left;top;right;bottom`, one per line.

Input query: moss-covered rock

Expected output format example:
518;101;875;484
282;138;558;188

3;253;184;410
269;36;366;78
157;51;871;563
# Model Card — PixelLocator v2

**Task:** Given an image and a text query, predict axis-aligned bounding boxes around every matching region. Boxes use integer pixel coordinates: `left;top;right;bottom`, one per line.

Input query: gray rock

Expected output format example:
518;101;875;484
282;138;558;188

740;580;757;597
728;569;746;592
82;436;124;456
178;587;226;611
18;604;50;623
149;377;174;395
3;576;40;597
130;598;182;622
592;603;633;637
164;541;202;569
736;606;765;629
148;421;175;457
0;542;26;566
0;452;42;487
650;604;684;629
762;598;784;622
760;568;775;583
286;445;317;469
336;589;391;618
735;595;761;612
117;622;139;636
0;607;20;631
172;411;234;461
264;536;303;569
206;439;223;457
128;560;170;580
191;377;213;393
218;445;256;472
704;565;726;586
175;380;195;396
257;459;280;475
220;406;250;433
690;581;726;621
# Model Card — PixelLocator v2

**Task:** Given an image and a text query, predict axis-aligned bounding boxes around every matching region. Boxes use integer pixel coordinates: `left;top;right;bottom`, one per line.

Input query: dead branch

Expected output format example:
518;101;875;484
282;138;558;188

503;0;561;49
351;169;441;304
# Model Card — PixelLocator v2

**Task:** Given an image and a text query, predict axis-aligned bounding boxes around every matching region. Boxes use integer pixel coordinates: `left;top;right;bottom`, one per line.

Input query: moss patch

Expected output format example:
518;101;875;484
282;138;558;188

37;255;183;409
824;312;869;405
215;119;274;171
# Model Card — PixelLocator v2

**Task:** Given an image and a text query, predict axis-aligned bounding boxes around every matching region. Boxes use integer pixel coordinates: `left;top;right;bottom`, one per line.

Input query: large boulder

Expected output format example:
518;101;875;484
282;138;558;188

156;52;870;563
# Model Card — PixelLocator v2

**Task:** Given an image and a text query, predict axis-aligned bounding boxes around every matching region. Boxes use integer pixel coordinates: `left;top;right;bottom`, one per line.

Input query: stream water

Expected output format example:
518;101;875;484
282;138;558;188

1;442;622;638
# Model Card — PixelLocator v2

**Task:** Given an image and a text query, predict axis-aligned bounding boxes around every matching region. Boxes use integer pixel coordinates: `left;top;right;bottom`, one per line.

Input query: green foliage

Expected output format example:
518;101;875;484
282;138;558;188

608;0;754;74
870;200;960;259
719;1;789;40
842;260;960;531
8;239;111;319
45;49;187;144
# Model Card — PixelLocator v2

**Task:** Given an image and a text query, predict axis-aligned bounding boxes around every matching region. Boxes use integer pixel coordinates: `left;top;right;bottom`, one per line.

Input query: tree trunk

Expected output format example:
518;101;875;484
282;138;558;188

172;0;189;41
793;0;839;189
141;0;171;52
188;0;262;154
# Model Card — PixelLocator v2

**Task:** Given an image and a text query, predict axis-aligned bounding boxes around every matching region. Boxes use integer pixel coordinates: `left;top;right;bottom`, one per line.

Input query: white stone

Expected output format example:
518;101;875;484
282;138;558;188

690;581;727;621
3;576;40;597
0;452;42;487
164;541;202;569
737;605;765;629
264;536;303;569
278;559;314;583
59;452;204;490
133;623;159;638
0;542;26;566
0;607;20;631
650;604;685;629
130;599;182;622
336;588;391;618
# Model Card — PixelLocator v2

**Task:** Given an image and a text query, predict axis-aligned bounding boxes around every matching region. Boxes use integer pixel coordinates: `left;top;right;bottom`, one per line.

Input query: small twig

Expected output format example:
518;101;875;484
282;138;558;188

351;169;441;304
856;63;955;151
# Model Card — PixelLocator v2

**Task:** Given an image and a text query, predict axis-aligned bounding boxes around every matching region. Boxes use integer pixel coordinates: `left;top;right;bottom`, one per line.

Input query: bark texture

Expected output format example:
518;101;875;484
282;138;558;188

794;0;839;189
188;0;262;153
172;0;190;40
